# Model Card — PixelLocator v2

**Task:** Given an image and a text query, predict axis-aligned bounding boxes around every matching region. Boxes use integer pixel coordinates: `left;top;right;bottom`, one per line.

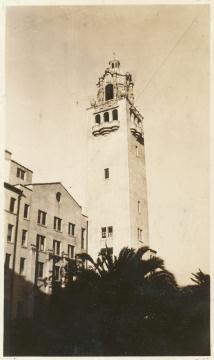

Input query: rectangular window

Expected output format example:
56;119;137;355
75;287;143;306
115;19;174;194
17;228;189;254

81;228;86;249
101;227;106;238
21;229;28;247
138;228;143;242
104;168;109;179
36;234;46;252
36;262;44;278
68;244;75;259
19;257;25;275
9;197;16;213
23;204;30;219
54;265;60;281
5;253;11;268
37;210;47;225
138;201;141;214
108;226;113;237
68;223;75;236
17;167;25;180
7;224;14;242
54;217;62;231
136;145;139;157
53;240;61;256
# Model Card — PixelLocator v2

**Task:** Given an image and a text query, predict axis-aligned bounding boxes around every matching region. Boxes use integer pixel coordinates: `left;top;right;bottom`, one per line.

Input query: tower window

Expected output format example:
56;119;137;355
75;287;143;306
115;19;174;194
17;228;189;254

104;168;109;179
95;114;101;124
104;112;109;122
105;84;114;101
138;228;143;242
138;201;141;214
112;109;118;121
112;63;114;69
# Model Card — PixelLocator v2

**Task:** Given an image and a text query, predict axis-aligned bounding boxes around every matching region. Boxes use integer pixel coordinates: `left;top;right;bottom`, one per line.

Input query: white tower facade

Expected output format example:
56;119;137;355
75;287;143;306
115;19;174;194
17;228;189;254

87;58;149;259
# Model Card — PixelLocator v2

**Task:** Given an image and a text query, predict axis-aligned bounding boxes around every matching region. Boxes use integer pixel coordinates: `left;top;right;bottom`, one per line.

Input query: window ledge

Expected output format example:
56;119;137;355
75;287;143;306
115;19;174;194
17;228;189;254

7;241;14;245
53;229;63;233
37;223;47;228
21;245;28;249
23;217;30;221
4;209;17;215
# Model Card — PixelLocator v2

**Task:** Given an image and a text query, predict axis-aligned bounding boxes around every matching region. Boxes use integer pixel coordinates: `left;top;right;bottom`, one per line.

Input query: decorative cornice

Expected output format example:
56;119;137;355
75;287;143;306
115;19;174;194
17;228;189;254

92;120;120;136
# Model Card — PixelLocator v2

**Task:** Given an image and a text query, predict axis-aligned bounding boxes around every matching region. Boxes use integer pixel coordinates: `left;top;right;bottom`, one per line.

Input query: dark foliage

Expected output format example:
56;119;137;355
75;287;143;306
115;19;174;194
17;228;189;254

7;247;210;356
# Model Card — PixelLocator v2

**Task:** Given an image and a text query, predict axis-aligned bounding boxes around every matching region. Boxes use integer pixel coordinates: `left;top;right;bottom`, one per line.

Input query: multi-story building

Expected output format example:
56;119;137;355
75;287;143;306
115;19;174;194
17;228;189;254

87;57;149;259
4;150;87;322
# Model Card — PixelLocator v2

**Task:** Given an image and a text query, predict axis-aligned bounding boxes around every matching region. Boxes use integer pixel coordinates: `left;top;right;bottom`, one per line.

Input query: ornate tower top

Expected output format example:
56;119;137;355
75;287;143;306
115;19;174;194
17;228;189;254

90;58;134;108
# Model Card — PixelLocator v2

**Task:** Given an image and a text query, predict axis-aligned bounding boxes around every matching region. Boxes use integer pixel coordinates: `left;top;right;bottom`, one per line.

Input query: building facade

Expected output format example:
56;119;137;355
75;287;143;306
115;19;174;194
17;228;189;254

87;58;149;259
4;150;87;321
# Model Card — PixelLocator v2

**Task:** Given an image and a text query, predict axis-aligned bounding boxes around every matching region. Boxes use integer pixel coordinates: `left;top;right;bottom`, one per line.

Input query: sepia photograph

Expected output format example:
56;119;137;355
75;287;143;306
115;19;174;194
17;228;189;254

2;1;210;356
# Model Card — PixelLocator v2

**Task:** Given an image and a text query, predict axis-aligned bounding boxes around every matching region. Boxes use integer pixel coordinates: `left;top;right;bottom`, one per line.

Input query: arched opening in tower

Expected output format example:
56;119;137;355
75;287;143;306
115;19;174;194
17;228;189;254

105;84;114;101
112;109;118;121
104;112;109;122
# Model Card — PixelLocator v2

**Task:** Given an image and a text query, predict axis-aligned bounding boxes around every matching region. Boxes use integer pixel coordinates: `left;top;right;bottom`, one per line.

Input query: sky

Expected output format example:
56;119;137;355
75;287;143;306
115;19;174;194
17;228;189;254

5;5;210;285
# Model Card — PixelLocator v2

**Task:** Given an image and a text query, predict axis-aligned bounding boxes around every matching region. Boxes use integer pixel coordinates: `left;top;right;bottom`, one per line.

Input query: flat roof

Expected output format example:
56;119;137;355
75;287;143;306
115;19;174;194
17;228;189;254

11;159;33;173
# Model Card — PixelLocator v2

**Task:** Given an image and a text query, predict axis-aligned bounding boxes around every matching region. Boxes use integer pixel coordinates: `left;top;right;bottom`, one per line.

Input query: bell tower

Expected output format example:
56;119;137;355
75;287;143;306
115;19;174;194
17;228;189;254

87;57;149;258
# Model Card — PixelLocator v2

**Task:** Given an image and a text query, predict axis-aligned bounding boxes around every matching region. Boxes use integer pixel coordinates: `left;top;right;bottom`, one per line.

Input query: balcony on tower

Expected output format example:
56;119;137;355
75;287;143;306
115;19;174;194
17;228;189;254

92;108;120;136
130;107;144;143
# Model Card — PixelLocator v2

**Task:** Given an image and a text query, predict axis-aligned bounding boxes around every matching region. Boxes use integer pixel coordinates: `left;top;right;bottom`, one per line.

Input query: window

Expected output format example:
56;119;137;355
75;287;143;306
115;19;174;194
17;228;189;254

138;228;143;242
101;227;106;238
9;197;16;213
104;112;109;122
53;240;61;256
136;145;139;157
108;226;113;237
37;210;47;225
36;234;46;252
112;109;118;121
19;257;25;275
22;229;28;247
102;226;113;238
23;204;29;219
138;201;141;214
7;224;14;242
54;217;62;231
36;262;44;278
5;253;11;268
68;223;75;236
95;114;101;124
54;265;60;281
105;84;114;101
100;247;113;256
81;228;86;249
68;245;75;259
104;168;109;179
56;192;61;202
17;167;25;180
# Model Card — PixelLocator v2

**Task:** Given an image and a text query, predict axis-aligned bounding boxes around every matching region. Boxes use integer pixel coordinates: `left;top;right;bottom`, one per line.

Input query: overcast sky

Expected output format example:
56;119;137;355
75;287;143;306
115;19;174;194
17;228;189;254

5;5;209;285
